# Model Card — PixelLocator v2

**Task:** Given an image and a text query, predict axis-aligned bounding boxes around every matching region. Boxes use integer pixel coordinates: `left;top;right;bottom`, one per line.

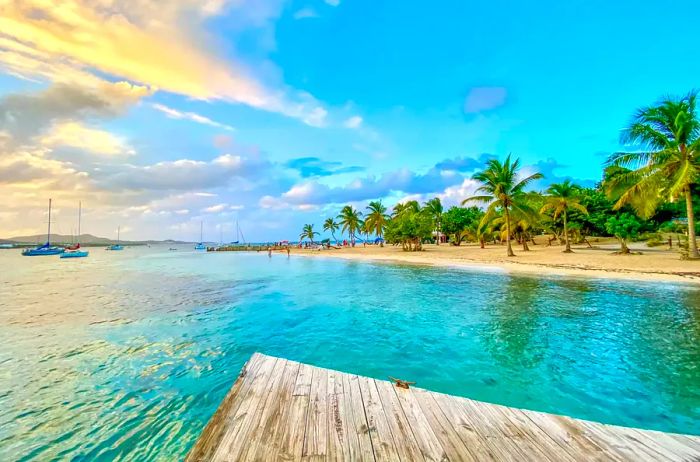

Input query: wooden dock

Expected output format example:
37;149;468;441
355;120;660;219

186;353;700;461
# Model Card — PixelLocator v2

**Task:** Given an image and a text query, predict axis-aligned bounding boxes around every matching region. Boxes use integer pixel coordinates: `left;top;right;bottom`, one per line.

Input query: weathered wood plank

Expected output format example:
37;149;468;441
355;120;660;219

302;365;329;460
426;389;500;461
356;375;400;461
185;352;265;462
210;355;279;460
411;387;476;462
187;354;700;462
521;410;619;461
343;374;375;461
273;361;314;461
245;359;302;461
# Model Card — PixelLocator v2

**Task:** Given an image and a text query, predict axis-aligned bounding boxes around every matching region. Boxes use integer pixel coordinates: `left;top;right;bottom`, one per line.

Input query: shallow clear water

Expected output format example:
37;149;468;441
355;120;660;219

1;246;699;461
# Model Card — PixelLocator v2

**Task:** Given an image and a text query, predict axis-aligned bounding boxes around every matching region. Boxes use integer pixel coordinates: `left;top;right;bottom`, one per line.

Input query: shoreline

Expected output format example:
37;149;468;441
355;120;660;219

292;243;700;285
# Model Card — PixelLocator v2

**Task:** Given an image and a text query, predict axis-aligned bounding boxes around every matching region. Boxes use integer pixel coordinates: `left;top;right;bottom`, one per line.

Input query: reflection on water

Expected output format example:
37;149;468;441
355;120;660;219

1;246;699;461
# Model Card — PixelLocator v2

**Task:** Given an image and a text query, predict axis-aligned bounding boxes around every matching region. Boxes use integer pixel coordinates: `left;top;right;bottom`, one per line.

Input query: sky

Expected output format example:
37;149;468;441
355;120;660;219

0;0;699;242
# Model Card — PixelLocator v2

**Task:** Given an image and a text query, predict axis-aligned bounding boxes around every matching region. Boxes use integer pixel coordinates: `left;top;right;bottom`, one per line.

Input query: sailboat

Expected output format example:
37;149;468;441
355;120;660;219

194;221;206;250
231;219;245;245
61;202;89;258
107;226;124;251
22;199;65;256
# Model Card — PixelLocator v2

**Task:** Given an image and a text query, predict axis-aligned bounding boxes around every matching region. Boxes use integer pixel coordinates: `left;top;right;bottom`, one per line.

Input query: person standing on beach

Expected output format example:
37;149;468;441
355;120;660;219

286;247;290;257
268;247;272;257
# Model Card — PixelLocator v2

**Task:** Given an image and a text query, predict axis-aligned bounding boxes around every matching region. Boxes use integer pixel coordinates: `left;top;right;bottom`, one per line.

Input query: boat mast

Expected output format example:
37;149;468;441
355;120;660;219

200;221;203;243
78;201;82;242
117;226;120;244
47;198;52;245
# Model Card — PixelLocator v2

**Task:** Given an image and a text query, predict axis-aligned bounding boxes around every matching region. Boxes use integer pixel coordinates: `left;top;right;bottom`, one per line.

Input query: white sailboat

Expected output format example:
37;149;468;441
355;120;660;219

195;222;206;250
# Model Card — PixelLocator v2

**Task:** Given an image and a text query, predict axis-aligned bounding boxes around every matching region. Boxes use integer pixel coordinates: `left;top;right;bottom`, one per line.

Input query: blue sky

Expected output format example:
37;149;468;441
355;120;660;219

0;0;698;241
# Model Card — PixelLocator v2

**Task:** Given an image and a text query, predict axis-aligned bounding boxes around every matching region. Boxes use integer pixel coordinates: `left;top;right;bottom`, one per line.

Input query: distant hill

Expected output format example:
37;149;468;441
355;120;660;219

1;234;192;246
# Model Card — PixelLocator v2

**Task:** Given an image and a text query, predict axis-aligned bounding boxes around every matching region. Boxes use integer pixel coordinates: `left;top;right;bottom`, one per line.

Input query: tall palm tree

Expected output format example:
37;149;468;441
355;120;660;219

463;155;543;256
299;224;318;244
323;218;339;244
365;200;389;246
338;205;363;245
607;91;700;258
424;197;444;244
540;180;588;253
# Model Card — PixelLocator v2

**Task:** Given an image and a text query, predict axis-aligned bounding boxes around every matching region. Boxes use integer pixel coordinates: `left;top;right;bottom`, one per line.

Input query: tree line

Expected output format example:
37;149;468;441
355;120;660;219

300;91;699;259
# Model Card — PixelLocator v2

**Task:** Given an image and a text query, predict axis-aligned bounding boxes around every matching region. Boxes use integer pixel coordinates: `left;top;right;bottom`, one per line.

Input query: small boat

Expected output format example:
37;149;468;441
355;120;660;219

61;202;89;259
194;221;206;250
22;199;65;256
107;226;124;251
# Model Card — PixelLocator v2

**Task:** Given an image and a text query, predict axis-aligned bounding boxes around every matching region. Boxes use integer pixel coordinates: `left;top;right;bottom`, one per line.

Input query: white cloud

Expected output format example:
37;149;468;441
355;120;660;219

40;122;134;156
151;103;234;131
202;203;228;213
0;0;328;126
325;0;341;6
344;115;363;129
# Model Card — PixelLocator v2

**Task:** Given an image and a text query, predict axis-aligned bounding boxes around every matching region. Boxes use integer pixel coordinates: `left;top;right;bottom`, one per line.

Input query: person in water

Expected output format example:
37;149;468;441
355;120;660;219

267;247;272;257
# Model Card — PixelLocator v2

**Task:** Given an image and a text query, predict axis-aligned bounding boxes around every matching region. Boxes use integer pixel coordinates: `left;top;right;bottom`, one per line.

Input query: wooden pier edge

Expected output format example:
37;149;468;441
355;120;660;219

186;353;259;461
186;352;700;461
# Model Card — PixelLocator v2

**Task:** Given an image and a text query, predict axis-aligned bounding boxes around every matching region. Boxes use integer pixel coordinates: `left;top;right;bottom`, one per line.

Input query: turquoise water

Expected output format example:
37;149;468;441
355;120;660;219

1;247;699;461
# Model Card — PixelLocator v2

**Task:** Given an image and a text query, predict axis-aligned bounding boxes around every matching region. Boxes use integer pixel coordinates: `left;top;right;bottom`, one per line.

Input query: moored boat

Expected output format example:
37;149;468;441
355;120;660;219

61;201;89;259
107;226;124;251
22;199;65;256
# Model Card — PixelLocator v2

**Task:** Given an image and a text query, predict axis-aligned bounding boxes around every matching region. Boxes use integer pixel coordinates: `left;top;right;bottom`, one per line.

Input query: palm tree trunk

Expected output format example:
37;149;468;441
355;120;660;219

522;234;529;251
563;211;572;253
685;188;699;258
505;206;515;257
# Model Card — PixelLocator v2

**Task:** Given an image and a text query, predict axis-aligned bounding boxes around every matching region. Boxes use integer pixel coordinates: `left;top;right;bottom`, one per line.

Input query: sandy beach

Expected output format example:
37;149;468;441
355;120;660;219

294;238;700;285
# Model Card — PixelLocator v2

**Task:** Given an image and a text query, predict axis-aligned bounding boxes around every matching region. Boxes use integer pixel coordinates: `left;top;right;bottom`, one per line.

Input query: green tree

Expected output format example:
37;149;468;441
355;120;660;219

605;213;642;254
299;223;318;244
441;206;483;245
365;200;389;246
463;155;543;256
607;91;700;258
338;205;363;245
540;180;588;253
323;218;339;243
424;197;444;244
384;206;433;251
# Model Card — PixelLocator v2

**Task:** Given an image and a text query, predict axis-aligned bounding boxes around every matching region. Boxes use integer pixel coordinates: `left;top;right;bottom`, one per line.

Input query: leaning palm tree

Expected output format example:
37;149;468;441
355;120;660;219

299;224;318;244
365;200;389;246
338;205;363;245
463;155;543;256
424;197;444;245
323;218;339;244
540;180;588;253
607;91;700;258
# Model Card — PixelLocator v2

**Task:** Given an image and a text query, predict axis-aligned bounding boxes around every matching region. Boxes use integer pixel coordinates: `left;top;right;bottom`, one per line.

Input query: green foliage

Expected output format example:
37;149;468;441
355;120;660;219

337;205;363;243
299;224;318;243
365;201;389;242
463;155;543;256
384;203;433;251
323;218;339;242
606;91;700;257
441;206;483;245
605;213;643;253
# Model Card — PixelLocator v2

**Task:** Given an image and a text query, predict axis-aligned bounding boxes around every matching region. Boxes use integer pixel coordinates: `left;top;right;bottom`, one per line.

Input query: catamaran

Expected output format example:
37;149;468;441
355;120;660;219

194;221;206;250
107;226;124;251
22;199;65;256
61;202;89;258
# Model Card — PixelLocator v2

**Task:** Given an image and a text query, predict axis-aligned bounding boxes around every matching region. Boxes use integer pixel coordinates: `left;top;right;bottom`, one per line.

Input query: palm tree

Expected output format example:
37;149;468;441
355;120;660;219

424;197;444;244
392;200;420;217
607;91;700;258
299;223;318;244
463;155;543;256
540;180;588;253
338;205;363;245
365;200;389;246
323;218;339;244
